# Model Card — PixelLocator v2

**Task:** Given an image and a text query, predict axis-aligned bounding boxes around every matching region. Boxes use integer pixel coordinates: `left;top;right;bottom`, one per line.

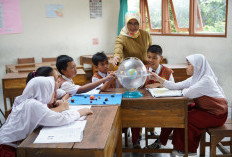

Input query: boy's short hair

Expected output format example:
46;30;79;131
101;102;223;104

56;55;74;75
92;52;108;66
147;45;163;56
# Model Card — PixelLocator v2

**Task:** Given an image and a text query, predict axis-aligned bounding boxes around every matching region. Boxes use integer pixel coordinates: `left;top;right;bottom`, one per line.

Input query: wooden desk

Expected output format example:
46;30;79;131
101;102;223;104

6;62;83;73
163;63;190;82
102;88;189;156
79;53;114;66
17;106;122;157
2;69;87;119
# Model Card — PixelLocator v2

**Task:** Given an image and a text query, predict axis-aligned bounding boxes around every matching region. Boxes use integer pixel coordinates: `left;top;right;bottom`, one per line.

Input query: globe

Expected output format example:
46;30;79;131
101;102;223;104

116;57;148;98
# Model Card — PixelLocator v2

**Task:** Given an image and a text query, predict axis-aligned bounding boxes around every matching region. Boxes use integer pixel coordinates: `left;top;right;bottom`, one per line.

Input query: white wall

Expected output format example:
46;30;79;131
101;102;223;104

0;0;231;104
0;0;119;84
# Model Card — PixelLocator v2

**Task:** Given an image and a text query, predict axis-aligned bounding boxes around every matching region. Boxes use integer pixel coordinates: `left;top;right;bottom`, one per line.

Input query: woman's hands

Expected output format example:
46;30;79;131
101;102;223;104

110;56;120;67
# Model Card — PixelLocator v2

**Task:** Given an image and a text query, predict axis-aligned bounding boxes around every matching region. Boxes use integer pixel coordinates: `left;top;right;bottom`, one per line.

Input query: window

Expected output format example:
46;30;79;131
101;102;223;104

128;0;228;37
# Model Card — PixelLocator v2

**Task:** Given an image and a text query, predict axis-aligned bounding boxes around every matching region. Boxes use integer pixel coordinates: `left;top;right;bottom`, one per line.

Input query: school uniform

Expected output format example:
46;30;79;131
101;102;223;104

58;75;80;95
0;77;82;156
161;54;228;153
92;71;117;88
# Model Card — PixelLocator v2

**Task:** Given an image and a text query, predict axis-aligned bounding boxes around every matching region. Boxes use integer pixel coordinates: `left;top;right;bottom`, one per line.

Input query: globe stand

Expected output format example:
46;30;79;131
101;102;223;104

122;90;143;98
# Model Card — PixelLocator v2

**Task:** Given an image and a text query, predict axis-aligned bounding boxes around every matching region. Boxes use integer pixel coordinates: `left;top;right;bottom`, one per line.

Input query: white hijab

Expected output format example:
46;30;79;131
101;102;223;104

0;77;55;146
186;54;225;98
14;76;55;107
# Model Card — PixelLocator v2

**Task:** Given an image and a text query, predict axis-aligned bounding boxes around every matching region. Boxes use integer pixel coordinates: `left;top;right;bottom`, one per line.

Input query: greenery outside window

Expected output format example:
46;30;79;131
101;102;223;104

128;0;228;37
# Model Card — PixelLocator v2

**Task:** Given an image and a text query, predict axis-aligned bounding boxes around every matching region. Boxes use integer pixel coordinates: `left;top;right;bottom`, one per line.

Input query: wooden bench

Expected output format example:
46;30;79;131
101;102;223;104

17;57;35;64
200;118;232;157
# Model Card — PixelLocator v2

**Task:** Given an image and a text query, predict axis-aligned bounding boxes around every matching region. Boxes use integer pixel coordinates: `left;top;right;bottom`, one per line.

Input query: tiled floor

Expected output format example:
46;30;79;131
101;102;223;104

0;89;230;157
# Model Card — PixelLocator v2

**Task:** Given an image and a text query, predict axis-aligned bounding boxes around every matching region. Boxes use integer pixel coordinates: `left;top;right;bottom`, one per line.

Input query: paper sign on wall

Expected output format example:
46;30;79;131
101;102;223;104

0;0;22;34
89;0;102;19
46;4;64;18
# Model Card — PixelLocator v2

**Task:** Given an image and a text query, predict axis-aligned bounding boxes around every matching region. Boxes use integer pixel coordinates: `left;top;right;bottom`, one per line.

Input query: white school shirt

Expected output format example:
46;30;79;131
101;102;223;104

149;64;175;82
60;75;80;96
0;77;81;147
163;54;225;99
56;89;66;99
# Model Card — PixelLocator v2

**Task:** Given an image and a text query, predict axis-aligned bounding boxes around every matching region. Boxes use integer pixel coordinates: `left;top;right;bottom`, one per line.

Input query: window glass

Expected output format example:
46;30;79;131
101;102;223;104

147;0;162;29
196;0;226;34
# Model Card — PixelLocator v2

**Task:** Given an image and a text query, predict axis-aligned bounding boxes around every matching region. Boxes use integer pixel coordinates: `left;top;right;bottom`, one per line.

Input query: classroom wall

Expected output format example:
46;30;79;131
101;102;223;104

0;0;119;85
0;0;231;104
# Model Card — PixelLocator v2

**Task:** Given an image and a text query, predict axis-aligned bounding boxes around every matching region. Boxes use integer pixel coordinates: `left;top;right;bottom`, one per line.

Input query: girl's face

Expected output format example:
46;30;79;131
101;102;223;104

186;61;194;76
127;19;139;34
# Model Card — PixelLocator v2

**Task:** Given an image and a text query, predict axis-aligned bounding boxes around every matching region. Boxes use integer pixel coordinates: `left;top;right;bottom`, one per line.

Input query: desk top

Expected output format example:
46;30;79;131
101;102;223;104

3;69;85;80
102;88;187;101
18;106;119;153
6;62;83;73
163;63;187;69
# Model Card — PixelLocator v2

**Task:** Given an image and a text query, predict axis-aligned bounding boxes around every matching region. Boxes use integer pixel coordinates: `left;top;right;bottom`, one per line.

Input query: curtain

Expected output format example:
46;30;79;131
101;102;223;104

118;0;128;35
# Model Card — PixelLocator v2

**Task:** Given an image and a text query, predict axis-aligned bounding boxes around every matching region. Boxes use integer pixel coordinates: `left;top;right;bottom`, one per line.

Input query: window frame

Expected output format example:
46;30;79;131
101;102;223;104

139;0;228;37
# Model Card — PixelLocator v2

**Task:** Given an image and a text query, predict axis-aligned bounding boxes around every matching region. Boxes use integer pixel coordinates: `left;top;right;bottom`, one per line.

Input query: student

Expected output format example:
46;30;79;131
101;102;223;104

26;66;67;99
92;52;119;91
0;77;92;157
56;55;115;95
145;44;174;87
142;45;176;149
147;54;228;156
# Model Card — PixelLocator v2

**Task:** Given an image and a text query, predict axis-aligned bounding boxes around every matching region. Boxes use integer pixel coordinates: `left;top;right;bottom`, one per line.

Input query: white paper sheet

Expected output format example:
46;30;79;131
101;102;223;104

148;88;183;97
34;120;87;143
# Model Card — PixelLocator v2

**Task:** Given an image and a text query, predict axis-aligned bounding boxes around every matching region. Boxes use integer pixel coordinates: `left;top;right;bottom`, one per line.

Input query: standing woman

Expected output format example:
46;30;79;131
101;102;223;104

112;11;152;66
149;54;228;156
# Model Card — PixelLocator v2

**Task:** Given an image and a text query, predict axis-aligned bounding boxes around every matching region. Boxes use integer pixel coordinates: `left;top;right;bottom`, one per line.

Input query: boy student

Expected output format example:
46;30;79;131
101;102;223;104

92;52;119;91
56;55;115;95
143;44;175;149
145;44;174;88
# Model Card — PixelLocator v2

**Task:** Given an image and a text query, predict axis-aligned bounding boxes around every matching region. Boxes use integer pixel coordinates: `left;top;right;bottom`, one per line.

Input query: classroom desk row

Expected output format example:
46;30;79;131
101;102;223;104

5;62;83;73
17;88;189;157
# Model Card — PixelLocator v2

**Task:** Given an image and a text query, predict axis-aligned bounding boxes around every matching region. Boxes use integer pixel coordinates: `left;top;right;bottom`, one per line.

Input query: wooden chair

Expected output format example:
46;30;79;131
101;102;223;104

42;57;57;62
200;112;232;157
17;57;35;64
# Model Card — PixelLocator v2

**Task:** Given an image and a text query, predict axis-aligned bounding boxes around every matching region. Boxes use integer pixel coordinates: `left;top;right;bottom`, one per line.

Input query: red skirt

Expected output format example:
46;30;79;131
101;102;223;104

0;144;16;157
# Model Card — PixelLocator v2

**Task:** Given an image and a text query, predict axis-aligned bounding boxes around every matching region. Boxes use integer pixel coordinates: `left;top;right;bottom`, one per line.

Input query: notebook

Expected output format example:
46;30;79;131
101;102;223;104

147;87;183;98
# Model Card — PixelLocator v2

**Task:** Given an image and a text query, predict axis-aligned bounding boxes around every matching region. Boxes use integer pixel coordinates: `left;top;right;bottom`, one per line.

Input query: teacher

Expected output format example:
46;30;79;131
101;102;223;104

112;11;152;66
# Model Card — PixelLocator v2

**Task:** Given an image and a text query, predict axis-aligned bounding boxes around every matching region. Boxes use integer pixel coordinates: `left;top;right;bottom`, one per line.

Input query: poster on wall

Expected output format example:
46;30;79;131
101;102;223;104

46;4;64;18
0;0;22;34
89;0;102;19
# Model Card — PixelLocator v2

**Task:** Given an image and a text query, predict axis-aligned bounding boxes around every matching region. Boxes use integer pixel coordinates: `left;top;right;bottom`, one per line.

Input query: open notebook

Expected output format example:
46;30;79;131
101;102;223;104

147;88;183;98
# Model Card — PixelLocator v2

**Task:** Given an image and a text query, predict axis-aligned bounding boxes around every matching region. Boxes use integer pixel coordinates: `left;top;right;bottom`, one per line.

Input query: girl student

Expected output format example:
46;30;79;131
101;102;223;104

148;54;228;156
0;77;92;157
